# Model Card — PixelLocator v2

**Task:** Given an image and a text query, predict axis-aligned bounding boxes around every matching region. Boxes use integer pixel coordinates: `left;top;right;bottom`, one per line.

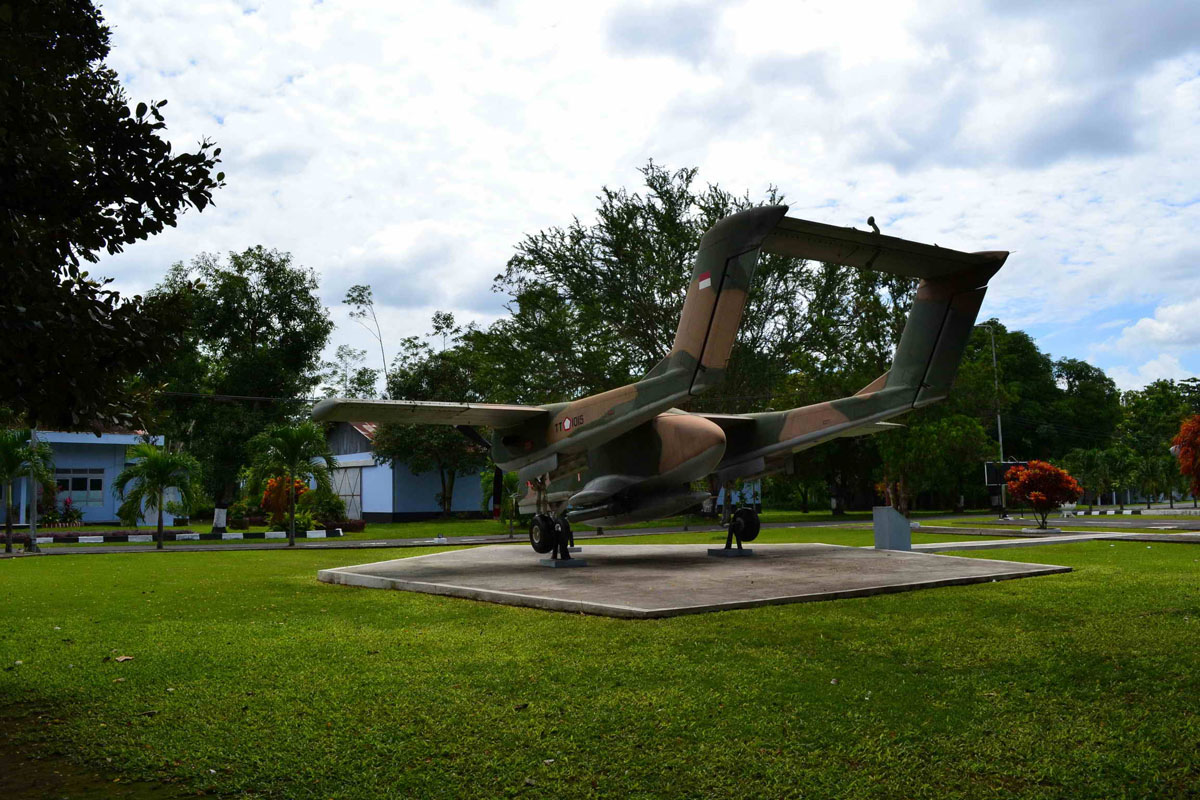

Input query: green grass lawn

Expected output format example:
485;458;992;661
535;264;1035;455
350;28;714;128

2;536;1196;798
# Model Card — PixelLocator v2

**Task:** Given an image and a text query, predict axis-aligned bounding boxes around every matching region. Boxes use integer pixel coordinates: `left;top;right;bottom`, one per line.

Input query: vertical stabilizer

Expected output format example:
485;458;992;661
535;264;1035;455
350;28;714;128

642;205;788;396
884;257;1006;407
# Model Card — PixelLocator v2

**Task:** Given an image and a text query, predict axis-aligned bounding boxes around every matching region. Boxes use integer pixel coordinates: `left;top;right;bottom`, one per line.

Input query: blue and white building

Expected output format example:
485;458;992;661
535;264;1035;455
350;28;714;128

2;430;176;527
326;422;483;522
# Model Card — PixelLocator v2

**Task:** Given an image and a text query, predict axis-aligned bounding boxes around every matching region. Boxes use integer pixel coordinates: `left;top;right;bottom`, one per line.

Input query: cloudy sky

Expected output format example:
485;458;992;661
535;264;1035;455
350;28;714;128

96;0;1200;390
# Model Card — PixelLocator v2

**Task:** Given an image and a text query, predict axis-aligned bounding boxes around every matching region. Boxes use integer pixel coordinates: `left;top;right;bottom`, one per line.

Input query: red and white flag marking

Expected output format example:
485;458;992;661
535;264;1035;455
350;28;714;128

697;271;712;290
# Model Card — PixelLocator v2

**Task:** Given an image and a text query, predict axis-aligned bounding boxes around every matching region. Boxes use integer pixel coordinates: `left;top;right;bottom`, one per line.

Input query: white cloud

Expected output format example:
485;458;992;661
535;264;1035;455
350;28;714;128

88;0;1200;374
1114;297;1200;352
1107;354;1192;391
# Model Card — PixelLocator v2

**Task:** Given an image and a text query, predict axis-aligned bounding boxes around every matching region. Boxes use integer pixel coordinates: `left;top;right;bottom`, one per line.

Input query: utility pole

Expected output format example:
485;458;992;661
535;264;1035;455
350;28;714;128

26;427;41;553
982;325;1007;518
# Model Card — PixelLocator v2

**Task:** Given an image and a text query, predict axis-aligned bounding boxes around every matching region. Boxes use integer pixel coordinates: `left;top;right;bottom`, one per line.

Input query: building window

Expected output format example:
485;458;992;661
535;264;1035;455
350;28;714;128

55;468;105;507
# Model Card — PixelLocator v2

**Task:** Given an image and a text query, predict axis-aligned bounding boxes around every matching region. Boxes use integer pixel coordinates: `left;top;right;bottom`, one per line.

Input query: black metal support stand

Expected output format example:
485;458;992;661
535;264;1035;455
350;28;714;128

540;518;587;567
708;521;754;558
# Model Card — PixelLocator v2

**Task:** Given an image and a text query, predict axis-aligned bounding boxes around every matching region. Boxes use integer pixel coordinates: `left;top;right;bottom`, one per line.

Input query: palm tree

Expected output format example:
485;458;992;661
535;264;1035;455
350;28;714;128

113;444;202;550
246;422;337;546
1104;445;1137;511
0;429;54;554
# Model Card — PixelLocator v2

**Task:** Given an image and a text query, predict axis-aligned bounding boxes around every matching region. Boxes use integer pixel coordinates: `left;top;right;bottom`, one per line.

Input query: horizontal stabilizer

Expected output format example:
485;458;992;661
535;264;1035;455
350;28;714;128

311;398;548;429
763;216;1005;280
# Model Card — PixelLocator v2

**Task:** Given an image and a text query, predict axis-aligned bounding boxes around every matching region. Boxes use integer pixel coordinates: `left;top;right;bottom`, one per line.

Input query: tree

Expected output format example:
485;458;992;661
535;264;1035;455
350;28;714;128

1120;380;1191;457
1054;358;1122;448
112;444;202;550
1005;460;1082;529
320;345;379;399
1063;448;1105;510
1179;378;1200;415
146;247;333;528
374;426;486;515
1172;415;1200;502
1134;452;1174;509
929;415;993;512
0;0;223;430
0;429;55;554
877;423;937;516
345;285;390;390
245;423;337;546
1102;444;1137;510
480;465;520;526
485;161;914;410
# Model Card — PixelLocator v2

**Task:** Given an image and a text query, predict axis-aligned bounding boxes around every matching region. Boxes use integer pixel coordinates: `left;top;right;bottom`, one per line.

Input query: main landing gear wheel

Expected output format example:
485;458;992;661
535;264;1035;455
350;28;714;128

730;507;760;542
529;514;556;554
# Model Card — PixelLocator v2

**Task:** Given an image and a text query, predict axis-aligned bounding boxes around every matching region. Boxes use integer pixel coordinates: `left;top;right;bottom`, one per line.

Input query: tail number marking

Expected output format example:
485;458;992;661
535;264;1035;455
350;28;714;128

556;415;584;433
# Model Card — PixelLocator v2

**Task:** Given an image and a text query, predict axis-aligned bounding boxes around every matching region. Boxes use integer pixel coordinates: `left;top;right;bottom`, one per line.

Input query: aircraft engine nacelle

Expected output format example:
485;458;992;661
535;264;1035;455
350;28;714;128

651;413;727;482
566;487;711;527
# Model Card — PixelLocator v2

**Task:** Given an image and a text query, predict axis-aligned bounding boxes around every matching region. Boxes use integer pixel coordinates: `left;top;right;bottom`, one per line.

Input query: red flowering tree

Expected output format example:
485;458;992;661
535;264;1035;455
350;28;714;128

1172;415;1200;500
1005;460;1083;529
261;476;307;525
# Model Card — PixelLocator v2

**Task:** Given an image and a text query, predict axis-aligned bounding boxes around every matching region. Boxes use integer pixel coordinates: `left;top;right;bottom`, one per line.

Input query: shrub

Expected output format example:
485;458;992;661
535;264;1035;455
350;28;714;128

261;476;308;524
1173;415;1200;499
60;497;84;525
270;510;314;533
1005;460;1083;529
297;487;346;524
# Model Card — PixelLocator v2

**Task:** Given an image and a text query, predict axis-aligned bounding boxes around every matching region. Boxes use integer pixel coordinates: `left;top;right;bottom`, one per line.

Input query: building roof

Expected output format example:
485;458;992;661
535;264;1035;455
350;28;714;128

351;422;377;441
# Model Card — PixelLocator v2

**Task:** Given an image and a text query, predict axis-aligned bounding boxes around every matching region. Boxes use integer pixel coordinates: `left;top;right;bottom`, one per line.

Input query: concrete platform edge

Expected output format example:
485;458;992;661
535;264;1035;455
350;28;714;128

316;558;1072;619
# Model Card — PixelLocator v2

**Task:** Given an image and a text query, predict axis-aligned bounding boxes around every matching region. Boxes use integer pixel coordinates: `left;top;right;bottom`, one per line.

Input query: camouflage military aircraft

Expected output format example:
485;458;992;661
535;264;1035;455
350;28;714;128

312;205;1007;559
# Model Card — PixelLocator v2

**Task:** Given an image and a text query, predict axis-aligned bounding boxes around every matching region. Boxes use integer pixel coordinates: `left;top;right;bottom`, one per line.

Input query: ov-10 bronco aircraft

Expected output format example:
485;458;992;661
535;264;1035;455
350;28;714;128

313;205;1007;560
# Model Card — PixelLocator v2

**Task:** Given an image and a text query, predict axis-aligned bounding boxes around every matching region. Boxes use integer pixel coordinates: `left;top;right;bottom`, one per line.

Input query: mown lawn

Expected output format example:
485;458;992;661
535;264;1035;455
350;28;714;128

1;536;1196;798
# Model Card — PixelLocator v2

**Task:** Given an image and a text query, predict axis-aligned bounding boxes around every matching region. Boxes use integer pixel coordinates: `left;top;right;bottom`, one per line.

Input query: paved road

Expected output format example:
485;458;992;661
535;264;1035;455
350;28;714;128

976;516;1200;531
913;532;1200;551
5;516;1194;559
0;519;866;558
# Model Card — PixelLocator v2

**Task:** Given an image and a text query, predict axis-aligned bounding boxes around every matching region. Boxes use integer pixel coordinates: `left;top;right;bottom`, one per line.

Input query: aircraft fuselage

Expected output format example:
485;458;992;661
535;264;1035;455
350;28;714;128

512;412;726;527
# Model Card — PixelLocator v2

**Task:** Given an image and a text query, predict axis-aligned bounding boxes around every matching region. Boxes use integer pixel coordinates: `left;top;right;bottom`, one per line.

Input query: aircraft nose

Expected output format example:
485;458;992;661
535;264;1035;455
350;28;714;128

654;414;727;477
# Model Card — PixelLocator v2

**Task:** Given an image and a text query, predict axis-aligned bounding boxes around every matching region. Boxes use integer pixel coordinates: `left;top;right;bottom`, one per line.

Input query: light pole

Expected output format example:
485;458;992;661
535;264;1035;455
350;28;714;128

978;324;1007;518
26;427;41;553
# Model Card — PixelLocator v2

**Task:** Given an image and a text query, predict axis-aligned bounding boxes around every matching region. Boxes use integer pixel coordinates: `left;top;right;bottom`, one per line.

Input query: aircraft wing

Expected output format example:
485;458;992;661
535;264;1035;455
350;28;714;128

311;398;548;429
837;420;904;438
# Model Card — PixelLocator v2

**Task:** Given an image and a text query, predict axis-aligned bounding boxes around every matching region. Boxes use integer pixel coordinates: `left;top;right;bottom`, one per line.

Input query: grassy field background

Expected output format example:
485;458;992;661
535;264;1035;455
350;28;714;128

2;530;1197;798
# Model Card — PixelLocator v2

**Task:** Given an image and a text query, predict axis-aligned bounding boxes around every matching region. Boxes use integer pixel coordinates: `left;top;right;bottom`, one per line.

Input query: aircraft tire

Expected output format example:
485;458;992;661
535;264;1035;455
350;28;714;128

529;514;556;554
731;508;760;542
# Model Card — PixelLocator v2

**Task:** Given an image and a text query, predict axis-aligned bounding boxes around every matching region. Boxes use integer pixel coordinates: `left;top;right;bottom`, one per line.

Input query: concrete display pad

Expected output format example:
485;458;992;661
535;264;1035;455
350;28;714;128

317;544;1071;619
